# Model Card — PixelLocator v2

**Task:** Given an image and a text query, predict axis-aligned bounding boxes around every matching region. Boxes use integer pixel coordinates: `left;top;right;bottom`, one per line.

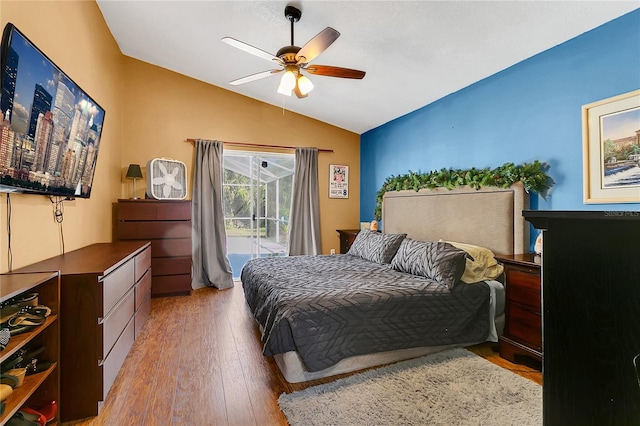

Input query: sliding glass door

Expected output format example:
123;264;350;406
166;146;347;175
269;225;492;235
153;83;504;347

222;151;294;278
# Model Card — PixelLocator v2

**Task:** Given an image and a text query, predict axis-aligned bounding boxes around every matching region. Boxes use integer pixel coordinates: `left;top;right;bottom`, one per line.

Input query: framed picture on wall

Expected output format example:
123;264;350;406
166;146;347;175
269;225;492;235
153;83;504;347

583;89;640;203
329;164;349;198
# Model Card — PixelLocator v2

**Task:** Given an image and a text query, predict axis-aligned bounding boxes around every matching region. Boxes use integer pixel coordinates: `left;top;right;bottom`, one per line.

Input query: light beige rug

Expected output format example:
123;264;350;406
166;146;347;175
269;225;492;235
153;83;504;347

279;348;542;426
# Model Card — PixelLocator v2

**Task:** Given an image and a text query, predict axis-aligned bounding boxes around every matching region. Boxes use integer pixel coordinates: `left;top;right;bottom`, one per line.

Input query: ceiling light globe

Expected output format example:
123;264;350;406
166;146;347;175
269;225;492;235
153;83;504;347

277;70;296;96
297;75;314;95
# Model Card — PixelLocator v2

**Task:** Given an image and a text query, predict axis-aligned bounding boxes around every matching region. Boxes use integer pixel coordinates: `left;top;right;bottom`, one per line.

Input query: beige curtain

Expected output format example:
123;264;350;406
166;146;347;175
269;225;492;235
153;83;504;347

288;147;321;255
191;139;233;289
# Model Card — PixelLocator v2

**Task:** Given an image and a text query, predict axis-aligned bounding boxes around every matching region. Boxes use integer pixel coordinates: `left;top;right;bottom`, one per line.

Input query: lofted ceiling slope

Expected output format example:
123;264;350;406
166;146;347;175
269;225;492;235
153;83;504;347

96;1;638;134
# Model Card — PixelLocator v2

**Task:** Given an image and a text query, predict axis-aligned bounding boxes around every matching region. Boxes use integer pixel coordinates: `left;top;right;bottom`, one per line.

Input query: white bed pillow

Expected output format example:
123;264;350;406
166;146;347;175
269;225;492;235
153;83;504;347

444;241;504;283
347;230;406;264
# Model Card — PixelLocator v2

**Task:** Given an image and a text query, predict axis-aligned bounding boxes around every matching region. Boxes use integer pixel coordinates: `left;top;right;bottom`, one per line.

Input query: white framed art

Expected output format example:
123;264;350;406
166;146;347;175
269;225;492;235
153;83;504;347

329;164;349;198
583;89;640;203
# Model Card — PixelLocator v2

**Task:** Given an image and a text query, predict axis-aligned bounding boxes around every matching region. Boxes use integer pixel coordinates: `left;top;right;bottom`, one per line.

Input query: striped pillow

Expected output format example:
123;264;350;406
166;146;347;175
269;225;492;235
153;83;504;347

391;239;467;289
347;230;406;264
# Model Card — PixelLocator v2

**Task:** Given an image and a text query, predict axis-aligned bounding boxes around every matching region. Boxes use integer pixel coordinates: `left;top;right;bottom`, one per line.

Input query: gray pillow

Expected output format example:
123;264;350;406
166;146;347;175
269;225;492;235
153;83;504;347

347;230;406;264
391;239;467;289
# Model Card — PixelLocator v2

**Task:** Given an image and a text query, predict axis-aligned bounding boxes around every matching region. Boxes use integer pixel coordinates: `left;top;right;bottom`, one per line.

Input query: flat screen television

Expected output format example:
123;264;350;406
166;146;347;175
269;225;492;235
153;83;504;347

0;23;105;198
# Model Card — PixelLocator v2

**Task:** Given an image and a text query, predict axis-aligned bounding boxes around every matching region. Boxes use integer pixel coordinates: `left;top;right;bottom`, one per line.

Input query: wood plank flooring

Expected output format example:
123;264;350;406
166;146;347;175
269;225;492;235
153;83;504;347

65;283;541;425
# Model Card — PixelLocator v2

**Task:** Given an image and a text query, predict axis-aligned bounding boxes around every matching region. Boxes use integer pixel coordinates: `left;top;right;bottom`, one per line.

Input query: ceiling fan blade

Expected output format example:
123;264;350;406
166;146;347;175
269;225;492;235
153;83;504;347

304;65;366;79
295;27;340;65
222;37;283;65
229;69;282;86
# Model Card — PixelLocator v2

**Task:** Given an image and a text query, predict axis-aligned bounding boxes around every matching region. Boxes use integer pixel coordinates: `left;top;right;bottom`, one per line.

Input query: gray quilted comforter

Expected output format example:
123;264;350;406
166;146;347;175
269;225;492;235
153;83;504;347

241;254;491;372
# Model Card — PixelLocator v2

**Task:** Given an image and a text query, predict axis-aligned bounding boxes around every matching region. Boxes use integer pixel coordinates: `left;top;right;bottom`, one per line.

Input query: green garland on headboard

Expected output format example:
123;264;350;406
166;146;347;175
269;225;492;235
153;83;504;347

374;160;554;220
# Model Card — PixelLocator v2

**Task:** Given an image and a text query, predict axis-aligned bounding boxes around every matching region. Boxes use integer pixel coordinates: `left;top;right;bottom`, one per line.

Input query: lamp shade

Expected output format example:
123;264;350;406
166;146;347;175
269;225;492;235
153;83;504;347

297;74;314;96
277;69;296;96
126;164;143;179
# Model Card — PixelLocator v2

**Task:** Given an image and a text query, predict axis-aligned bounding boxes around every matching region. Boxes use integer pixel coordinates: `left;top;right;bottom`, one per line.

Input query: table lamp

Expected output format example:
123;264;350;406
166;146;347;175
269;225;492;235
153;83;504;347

126;164;143;199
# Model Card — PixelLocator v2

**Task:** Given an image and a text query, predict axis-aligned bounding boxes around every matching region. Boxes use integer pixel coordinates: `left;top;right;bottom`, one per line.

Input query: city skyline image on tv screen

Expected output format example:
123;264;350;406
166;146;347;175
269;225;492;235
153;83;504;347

0;23;106;198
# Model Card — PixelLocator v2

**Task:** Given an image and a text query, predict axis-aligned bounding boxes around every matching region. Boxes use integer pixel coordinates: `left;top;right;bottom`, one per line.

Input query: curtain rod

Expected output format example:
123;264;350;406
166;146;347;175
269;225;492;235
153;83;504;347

186;138;333;153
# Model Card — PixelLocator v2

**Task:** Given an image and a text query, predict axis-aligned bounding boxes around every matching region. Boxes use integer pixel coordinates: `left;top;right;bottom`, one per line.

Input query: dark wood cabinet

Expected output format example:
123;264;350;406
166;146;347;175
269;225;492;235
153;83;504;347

16;241;151;422
337;229;360;254
525;210;640;426
117;199;192;297
0;272;60;426
495;253;542;364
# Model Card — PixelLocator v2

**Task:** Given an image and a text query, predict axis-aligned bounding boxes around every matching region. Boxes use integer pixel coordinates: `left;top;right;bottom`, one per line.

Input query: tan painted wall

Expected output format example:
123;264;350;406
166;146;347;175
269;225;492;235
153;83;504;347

0;0;125;272
0;1;359;273
121;58;360;255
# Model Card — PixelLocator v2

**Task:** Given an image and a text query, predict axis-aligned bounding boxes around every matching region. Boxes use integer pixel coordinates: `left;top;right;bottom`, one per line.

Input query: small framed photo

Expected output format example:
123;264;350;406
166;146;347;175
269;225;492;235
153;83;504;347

329;164;349;198
583;89;640;203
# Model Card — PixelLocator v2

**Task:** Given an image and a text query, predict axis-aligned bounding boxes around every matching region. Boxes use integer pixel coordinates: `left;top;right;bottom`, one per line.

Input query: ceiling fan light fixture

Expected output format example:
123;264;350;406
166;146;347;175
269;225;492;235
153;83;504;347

277;68;296;96
223;5;366;99
297;74;314;95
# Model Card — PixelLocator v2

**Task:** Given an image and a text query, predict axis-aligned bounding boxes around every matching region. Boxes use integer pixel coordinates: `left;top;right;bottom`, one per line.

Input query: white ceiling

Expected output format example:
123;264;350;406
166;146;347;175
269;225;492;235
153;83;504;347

96;1;638;134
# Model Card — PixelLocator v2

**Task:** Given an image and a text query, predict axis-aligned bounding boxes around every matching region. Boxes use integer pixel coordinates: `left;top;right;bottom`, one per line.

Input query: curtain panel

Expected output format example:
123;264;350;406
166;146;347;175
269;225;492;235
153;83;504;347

192;139;234;289
288;147;322;255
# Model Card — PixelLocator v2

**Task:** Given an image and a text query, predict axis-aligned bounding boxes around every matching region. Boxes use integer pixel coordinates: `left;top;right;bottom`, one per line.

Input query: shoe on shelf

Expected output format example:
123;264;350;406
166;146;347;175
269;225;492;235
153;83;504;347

5;306;51;337
0;294;38;323
19;408;46;426
0;383;12;402
35;401;56;424
4;368;26;387
6;410;41;426
0;327;9;351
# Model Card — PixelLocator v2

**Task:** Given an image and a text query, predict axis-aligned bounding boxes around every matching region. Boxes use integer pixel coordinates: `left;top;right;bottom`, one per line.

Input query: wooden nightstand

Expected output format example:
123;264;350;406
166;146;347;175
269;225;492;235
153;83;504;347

495;253;542;364
336;229;360;254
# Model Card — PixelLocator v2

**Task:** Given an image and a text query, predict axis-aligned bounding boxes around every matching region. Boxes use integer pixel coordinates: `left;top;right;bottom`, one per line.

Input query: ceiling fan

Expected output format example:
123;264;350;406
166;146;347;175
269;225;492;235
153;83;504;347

221;5;366;98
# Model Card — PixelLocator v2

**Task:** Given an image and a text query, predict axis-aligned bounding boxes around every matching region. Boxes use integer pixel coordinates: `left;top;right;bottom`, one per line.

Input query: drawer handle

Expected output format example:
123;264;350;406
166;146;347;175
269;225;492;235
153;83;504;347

98;287;134;324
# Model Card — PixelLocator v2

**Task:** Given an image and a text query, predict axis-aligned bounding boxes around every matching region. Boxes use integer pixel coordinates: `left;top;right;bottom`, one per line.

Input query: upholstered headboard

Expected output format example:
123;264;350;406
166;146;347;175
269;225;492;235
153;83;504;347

382;183;529;255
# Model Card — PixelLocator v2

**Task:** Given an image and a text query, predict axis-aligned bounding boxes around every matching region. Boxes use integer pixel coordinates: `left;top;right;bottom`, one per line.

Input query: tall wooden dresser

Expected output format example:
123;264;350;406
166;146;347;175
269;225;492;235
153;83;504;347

525;210;640;426
117;199;192;297
15;241;151;422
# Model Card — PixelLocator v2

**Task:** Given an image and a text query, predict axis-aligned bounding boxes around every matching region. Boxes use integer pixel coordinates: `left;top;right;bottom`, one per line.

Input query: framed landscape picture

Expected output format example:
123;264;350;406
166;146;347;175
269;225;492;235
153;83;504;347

582;89;640;203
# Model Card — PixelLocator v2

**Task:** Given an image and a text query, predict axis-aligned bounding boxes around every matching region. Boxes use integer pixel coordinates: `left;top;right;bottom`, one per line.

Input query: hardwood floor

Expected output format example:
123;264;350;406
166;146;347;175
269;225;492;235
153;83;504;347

65;283;541;425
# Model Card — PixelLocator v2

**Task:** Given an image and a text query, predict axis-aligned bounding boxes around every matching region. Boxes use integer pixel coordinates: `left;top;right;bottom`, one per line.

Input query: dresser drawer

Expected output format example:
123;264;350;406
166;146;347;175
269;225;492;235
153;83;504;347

152;274;192;296
118;201;191;221
505;304;542;351
101;287;135;359
150;238;192;257
151;256;191;276
118;221;191;240
100;317;135;400
135;269;152;310
135;294;151;338
101;258;135;317
134;247;151;282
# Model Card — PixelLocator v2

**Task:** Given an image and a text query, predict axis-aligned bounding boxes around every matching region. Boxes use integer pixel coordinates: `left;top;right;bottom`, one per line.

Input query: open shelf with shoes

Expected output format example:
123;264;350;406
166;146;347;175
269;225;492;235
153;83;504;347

0;272;60;426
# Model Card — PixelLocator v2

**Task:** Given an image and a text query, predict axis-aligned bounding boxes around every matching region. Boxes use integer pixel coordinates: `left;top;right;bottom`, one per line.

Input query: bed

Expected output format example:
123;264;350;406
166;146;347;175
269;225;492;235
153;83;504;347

241;184;529;383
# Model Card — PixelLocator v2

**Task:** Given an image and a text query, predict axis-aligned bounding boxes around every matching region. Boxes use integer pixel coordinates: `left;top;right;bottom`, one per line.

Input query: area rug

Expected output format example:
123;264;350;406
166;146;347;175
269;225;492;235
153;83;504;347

278;348;541;426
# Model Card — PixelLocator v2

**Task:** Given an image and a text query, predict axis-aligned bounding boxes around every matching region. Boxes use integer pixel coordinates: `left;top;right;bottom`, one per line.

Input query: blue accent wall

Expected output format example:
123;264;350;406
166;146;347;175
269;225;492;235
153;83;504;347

361;10;640;232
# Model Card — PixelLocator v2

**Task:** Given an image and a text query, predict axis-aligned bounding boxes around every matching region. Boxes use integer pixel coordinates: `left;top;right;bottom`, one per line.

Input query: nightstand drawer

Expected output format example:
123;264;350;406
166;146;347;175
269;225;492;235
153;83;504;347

337;229;360;254
506;268;540;292
506;304;542;351
496;253;542;364
508;282;541;312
